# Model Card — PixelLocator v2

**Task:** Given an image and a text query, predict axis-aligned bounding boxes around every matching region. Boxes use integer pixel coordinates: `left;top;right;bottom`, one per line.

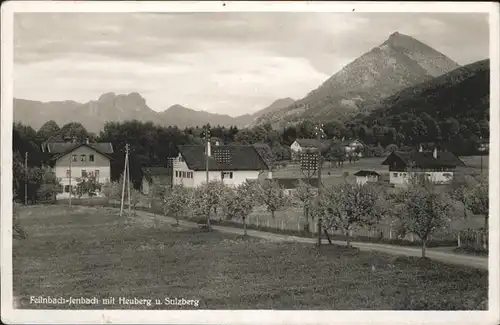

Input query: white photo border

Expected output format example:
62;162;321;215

1;1;499;324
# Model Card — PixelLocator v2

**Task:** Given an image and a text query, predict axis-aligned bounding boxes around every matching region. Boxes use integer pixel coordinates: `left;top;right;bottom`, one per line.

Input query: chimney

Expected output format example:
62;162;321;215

419;145;423;152
433;147;438;159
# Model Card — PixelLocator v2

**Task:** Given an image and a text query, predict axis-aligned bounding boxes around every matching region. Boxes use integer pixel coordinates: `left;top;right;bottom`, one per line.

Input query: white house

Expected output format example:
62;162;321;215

354;170;380;185
290;138;331;161
172;143;272;188
41;140;114;199
381;148;465;187
340;138;365;157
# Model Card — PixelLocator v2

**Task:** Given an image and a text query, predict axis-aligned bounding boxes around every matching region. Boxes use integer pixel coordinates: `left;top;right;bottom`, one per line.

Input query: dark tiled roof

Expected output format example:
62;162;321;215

48;142;114;161
294;138;331;150
274;177;319;189
354;170;380;177
46;142;114;155
381;151;465;168
177;145;270;171
252;143;274;167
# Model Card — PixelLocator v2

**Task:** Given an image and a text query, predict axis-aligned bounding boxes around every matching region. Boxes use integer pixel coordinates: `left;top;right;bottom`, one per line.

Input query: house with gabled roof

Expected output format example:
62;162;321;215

381;148;465;187
173;143;272;188
41;138;114;199
290;138;331;161
354;170;380;185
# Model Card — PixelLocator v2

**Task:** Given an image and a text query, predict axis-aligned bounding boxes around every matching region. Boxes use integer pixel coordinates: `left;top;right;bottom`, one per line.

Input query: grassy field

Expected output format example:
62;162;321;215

13;205;487;310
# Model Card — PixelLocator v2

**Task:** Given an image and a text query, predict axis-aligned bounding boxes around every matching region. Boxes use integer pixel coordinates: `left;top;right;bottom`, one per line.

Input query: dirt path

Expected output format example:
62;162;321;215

117;207;488;270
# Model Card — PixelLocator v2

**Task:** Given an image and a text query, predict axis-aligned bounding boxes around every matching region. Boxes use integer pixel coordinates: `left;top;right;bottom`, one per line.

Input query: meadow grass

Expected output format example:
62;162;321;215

13;205;487;310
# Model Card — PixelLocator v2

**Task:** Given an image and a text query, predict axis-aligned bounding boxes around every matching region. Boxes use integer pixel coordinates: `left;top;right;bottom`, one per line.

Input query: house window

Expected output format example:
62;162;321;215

64;185;70;193
95;170;100;181
393;173;398;177
71;154;77;162
179;156;184;162
89;155;95;162
222;172;233;179
175;171;178;178
81;154;86;162
66;170;71;178
182;171;186;178
82;170;87;178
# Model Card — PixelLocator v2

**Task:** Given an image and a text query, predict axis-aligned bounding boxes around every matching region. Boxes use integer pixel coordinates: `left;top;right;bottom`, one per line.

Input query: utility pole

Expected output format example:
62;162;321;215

203;127;211;231
68;154;72;207
24;152;28;205
315;124;324;247
120;144;129;218
127;145;132;217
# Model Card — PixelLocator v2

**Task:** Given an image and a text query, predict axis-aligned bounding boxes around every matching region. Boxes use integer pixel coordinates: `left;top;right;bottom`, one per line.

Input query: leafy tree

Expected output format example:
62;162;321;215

448;175;473;219
258;179;289;219
76;172;102;198
162;184;190;226
36;168;62;203
36;120;60;142
385;144;399;154
224;181;259;235
58;122;89;142
373;144;384;157
392;180;455;258
319;183;385;247
191;180;227;230
292;179;316;232
466;176;488;229
13;200;28;239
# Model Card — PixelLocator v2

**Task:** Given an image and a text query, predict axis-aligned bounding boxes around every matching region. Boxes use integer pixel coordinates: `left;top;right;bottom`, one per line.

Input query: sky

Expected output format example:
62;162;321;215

14;12;490;116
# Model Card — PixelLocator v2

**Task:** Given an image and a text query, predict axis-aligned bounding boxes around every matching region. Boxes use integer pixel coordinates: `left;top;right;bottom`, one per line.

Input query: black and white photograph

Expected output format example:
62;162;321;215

1;1;499;324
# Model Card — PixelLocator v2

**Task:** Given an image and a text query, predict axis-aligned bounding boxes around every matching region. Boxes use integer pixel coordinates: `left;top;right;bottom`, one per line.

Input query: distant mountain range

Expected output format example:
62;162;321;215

252;32;461;127
15;31;486;133
13;93;295;133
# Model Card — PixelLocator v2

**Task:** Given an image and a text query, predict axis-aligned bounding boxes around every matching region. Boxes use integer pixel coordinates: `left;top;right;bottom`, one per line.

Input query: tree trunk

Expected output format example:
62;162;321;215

484;216;488;230
421;239;427;258
346;230;351;247
243;217;247;236
324;229;332;244
304;205;309;233
271;210;275;219
463;202;467;219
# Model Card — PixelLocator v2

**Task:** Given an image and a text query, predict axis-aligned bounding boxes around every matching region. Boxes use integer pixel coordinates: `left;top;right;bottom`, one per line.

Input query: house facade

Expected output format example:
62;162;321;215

290;139;330;161
41;141;114;199
354;170;380;185
340;138;365;157
381;148;464;187
172;143;272;188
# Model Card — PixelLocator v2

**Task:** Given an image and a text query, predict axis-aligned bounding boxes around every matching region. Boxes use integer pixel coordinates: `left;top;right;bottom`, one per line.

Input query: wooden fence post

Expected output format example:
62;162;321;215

410;233;414;242
457;231;461;248
267;220;270;228
389;227;393;240
256;217;259;228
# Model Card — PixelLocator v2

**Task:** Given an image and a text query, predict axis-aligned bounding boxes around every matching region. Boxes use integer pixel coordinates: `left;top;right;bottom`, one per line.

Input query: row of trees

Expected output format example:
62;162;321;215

100;171;488;259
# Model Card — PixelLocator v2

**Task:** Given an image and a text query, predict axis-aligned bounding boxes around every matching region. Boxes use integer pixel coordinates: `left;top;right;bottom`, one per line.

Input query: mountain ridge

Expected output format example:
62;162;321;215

13;94;295;133
252;31;461;127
